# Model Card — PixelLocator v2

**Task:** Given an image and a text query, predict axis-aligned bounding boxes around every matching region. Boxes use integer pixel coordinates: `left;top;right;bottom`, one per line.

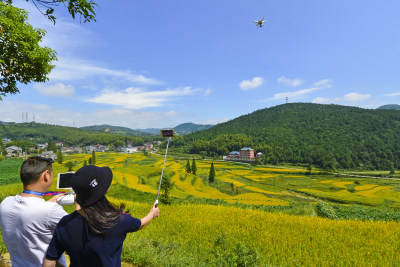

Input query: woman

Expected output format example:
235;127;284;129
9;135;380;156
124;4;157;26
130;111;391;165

43;165;159;267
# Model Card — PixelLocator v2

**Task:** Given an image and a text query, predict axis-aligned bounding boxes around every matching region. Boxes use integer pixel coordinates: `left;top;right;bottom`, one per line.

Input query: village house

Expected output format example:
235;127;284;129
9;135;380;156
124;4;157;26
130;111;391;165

226;147;257;161
6;146;23;157
126;141;133;147
61;147;75;154
240;147;255;160
55;142;64;147
144;143;154;150
40;151;57;161
228;151;240;159
86;144;109;153
37;143;48;150
125;147;139;154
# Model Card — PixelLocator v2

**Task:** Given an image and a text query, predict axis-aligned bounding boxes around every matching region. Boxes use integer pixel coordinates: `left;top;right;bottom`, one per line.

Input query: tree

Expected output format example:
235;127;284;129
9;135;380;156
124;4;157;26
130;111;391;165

91;151;96;165
48;141;57;153
191;158;197;175
209;161;215;183
0;3;57;100
6;0;97;24
306;164;312;175
56;150;63;164
64;161;76;172
185;159;191;173
159;173;174;205
88;157;92;165
83;160;87;166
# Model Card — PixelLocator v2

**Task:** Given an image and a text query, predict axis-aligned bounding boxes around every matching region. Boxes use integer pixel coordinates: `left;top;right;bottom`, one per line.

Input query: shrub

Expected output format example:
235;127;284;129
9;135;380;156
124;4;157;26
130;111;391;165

316;201;337;220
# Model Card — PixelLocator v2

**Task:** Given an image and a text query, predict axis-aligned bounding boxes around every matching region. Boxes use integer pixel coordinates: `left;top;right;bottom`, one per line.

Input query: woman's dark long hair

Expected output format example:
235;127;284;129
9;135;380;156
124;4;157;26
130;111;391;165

82;196;125;235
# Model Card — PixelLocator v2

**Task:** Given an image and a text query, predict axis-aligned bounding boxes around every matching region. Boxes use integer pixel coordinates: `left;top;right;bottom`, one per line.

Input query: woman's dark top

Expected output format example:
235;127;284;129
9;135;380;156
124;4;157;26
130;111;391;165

46;211;141;267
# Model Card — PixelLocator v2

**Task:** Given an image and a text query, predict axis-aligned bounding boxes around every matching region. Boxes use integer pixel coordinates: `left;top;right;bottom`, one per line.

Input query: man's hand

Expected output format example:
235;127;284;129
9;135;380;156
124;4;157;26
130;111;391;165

47;193;66;203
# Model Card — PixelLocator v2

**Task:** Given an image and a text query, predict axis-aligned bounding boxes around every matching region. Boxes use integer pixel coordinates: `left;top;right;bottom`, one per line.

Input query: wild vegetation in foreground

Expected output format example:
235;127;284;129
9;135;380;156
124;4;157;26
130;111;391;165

0;154;399;266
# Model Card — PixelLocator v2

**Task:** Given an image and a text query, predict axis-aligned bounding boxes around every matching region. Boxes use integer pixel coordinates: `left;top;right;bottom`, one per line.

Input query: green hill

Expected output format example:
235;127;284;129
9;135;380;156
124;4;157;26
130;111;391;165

80;124;151;137
0;122;148;148
135;123;214;135
185;103;400;170
174;123;213;135
377;104;400;110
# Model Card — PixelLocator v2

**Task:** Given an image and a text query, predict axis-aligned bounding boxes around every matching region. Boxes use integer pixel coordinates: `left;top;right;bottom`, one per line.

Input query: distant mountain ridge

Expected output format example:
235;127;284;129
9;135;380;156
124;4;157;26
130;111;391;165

80;125;148;137
136;123;214;135
186;103;400;170
83;123;214;136
0;122;147;147
377;104;400;110
173;123;214;135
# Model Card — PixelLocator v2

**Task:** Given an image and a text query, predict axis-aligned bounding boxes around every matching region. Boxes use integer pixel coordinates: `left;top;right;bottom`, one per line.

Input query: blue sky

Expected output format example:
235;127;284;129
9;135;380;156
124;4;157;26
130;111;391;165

2;0;400;128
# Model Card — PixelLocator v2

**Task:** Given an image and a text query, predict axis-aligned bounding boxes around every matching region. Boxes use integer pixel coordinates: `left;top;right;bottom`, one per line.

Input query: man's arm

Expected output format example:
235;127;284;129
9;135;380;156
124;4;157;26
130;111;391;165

140;202;159;230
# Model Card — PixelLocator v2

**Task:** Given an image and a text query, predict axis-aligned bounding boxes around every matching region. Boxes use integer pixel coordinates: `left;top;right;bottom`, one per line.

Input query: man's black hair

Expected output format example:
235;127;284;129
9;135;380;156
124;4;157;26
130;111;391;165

20;157;53;185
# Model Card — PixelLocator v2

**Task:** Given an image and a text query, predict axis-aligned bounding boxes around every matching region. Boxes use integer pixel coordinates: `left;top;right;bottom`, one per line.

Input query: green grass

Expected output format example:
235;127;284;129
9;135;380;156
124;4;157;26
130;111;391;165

0;158;23;186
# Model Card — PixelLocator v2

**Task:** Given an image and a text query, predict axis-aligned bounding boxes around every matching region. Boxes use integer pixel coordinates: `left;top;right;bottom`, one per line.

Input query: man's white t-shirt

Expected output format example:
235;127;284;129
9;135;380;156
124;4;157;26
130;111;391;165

0;195;68;267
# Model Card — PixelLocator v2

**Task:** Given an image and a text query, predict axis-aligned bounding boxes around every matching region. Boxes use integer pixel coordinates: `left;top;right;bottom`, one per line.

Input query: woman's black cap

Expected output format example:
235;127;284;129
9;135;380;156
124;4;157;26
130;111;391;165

71;165;113;207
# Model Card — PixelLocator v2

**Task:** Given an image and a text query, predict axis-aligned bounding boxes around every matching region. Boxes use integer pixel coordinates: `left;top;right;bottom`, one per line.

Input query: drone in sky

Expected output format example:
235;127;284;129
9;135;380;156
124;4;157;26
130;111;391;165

254;17;267;28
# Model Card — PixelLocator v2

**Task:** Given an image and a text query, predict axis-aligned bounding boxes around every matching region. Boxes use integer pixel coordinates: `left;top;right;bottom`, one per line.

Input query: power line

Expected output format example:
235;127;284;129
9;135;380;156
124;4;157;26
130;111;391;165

0;121;17;140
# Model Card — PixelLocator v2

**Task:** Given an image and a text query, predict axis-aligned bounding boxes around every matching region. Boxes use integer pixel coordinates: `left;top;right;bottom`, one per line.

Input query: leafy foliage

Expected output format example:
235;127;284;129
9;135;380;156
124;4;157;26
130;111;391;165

0;2;56;99
0;122;147;148
159;173;174;205
191;158;197;175
15;0;97;24
208;161;215;183
81;124;151;137
91;151;96;165
185;159;191;173
0;158;23;185
186;103;400;170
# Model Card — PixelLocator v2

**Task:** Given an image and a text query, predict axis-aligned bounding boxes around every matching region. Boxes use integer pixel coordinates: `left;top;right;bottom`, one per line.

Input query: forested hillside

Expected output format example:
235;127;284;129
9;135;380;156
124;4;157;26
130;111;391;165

80;124;151;137
0;122;148;148
377;104;400;110
173;122;213;135
185;103;400;170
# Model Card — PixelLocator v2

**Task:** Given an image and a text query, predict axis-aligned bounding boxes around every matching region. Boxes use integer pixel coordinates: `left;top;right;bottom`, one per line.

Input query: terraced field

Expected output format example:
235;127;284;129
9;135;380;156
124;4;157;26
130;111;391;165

1;153;399;266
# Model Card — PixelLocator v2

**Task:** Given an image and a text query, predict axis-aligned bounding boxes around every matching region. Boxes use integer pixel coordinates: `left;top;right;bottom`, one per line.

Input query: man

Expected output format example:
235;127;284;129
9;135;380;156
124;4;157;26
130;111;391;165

0;157;68;267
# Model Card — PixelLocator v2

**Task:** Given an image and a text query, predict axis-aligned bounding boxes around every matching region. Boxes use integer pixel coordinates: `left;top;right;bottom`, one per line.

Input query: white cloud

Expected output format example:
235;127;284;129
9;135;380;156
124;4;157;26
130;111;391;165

88;86;199;109
195;118;229;125
11;2;160;87
272;87;322;100
313;79;332;87
312;93;371;104
312;97;340;104
13;1;95;52
383;92;400;97
203;88;212;96
0;101;186;128
277;76;304;87
34;83;75;97
239;77;264;90
343;93;371;102
49;58;162;85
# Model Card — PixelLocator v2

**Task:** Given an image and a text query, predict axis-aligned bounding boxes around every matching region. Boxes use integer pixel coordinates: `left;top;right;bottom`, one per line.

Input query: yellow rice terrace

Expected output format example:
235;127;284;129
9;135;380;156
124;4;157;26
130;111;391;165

1;153;399;266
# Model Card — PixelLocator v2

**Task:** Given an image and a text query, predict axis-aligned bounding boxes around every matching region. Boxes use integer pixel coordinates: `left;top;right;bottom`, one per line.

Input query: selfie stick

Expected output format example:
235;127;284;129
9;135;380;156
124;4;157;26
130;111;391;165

155;137;171;207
